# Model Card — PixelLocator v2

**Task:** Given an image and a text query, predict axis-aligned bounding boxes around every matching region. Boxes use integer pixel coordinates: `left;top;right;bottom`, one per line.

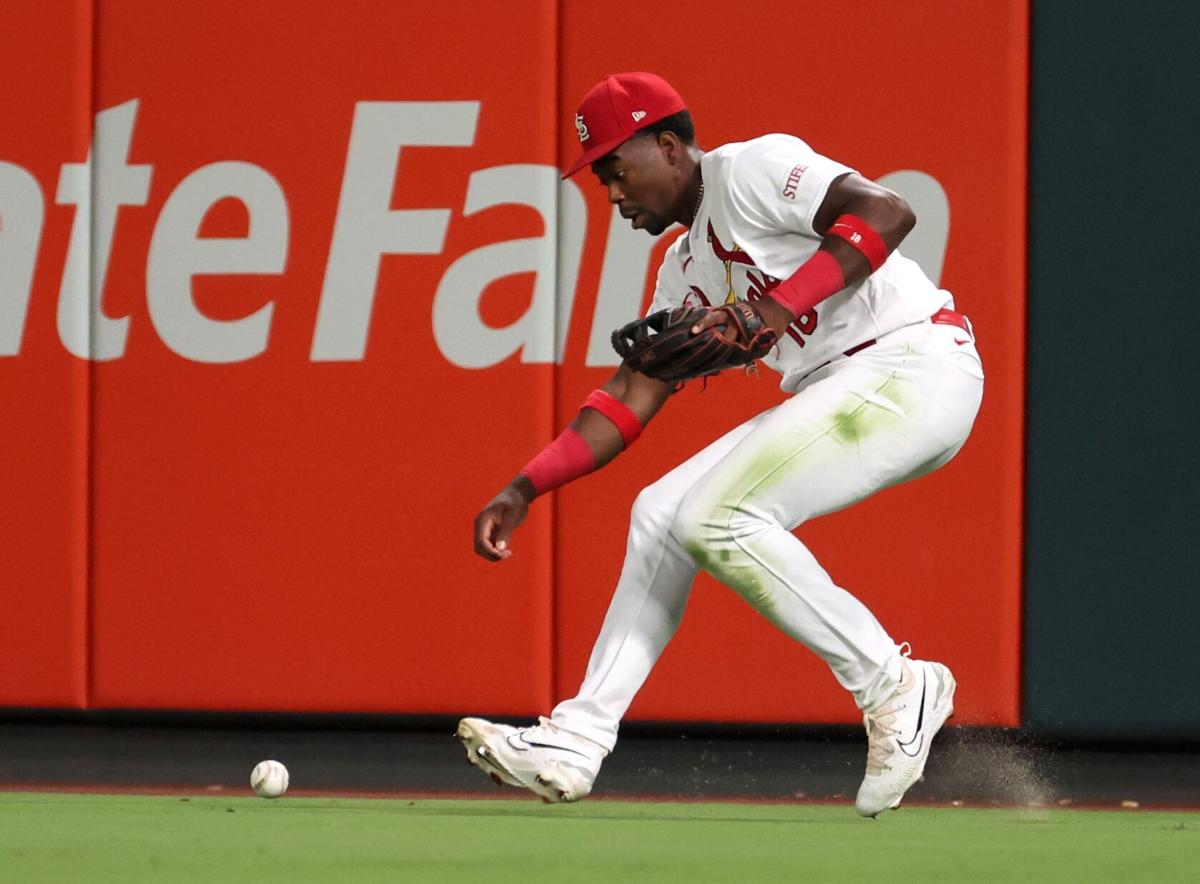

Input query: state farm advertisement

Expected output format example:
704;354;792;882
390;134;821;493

0;0;1027;725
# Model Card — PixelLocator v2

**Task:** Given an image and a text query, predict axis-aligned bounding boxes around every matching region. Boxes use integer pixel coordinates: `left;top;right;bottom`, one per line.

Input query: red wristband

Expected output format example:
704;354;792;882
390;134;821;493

767;249;846;318
828;213;889;271
582;390;643;447
519;427;596;496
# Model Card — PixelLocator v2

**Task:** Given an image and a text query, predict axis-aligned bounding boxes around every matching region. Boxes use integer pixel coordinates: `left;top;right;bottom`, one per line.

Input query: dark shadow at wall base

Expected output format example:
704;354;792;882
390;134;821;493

1;715;1196;807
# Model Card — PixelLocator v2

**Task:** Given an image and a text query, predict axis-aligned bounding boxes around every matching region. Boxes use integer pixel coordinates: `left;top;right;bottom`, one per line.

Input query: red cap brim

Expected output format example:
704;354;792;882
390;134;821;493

561;131;633;179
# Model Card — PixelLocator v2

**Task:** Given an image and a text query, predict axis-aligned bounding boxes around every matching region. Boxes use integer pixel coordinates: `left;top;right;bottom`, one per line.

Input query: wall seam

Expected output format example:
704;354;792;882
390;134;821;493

84;0;99;710
549;0;564;715
1017;0;1032;732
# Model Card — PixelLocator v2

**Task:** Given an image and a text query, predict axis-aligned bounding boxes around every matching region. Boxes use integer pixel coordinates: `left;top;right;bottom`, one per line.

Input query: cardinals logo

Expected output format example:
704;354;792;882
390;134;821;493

575;114;589;142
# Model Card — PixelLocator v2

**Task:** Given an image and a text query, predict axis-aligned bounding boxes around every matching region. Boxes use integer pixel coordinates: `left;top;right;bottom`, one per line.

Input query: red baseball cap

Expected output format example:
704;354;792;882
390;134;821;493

563;72;687;178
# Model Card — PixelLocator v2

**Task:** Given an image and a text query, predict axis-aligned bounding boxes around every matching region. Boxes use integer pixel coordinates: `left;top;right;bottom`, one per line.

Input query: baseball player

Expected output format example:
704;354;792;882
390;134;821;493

460;72;984;817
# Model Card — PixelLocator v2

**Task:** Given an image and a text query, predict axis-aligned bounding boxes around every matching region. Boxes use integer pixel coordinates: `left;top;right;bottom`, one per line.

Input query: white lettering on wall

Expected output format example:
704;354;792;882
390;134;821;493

55;99;152;360
0;162;44;356
311;101;480;362
433;166;585;368
146;162;288;363
586;208;668;366
877;170;949;287
2;98;955;368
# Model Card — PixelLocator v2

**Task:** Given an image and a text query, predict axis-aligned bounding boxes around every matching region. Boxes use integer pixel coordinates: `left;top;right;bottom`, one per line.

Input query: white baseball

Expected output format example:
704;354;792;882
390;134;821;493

250;760;289;798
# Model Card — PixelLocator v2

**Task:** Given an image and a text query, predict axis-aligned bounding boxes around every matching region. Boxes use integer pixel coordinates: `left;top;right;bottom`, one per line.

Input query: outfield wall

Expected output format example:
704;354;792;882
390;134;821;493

2;2;1028;726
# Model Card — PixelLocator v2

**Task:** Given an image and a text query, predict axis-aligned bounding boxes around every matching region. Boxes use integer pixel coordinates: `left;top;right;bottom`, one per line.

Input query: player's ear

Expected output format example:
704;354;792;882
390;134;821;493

658;131;681;165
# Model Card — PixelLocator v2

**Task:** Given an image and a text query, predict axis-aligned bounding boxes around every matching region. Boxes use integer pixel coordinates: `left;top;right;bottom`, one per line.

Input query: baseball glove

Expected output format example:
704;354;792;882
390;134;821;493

611;300;778;384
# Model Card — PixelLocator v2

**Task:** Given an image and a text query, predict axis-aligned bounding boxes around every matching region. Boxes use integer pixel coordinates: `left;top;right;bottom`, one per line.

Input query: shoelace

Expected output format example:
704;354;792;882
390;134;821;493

864;643;914;775
516;716;584;753
524;717;605;762
864;707;902;774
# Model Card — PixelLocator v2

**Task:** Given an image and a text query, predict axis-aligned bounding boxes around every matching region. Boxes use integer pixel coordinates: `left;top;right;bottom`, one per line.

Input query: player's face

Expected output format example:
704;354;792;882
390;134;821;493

591;134;684;236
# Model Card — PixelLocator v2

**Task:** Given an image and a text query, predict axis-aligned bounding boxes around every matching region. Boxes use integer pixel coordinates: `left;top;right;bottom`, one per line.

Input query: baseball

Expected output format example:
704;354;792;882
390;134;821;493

250;760;289;798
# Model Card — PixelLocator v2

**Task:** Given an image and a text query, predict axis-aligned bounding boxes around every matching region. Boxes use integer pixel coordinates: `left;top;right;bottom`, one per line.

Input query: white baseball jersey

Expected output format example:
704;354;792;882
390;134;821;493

649;134;952;391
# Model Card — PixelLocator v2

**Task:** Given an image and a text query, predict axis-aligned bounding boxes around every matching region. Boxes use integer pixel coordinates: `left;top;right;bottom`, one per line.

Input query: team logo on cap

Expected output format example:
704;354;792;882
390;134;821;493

575;114;589;142
631;110;647;122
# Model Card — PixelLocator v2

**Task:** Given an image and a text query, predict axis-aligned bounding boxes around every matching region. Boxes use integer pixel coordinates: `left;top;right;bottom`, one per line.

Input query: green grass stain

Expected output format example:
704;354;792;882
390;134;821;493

684;539;709;569
830;374;912;447
703;371;915;505
675;370;918;626
684;538;775;616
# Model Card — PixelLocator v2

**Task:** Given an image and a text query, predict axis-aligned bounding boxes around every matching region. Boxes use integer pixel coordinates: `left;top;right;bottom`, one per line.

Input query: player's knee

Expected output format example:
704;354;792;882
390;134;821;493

630;483;677;535
672;493;776;569
669;494;726;563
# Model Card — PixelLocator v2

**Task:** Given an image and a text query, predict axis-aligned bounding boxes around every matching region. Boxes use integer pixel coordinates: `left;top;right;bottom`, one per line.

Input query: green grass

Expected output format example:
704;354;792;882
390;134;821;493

0;792;1195;883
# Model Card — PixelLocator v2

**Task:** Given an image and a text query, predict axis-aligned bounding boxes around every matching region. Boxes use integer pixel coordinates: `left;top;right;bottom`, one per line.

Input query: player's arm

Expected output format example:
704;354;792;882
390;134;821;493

700;173;916;337
810;172;916;271
473;364;673;562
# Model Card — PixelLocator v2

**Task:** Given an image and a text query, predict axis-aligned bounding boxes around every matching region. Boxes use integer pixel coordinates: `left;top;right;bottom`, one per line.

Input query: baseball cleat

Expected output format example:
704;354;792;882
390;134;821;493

855;657;956;818
457;716;605;803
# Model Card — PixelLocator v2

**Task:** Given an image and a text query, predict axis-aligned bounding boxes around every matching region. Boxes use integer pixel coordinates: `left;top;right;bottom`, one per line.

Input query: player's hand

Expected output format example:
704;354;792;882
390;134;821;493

691;297;794;340
473;481;532;562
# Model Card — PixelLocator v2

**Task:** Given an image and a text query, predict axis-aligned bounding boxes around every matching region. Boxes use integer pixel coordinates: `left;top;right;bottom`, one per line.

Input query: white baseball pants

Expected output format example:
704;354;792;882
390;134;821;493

551;315;985;752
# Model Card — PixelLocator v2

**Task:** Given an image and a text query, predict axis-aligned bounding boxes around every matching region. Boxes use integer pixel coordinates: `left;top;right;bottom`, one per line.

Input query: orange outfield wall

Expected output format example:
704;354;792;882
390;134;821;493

0;0;1026;725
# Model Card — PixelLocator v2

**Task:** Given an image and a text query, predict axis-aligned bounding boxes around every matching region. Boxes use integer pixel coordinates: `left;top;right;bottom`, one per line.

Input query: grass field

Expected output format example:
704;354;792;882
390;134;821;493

0;792;1195;883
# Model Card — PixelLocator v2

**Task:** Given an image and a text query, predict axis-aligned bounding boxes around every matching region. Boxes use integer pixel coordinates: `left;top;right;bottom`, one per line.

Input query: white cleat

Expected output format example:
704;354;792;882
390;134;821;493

855;657;956;818
457;716;605;803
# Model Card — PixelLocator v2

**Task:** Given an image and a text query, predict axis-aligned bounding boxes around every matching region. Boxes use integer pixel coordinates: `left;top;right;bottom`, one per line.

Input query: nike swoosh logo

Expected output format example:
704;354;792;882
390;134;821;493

506;733;590;760
954;338;970;346
896;672;927;756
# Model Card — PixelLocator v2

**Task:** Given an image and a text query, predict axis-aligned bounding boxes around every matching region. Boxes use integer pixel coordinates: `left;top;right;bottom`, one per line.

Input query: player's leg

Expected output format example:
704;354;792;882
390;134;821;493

547;411;775;749
672;319;981;702
459;411;771;802
669;318;984;813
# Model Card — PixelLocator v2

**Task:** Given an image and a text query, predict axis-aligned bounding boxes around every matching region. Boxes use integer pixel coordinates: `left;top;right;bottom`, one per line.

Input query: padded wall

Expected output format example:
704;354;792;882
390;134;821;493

1;0;1027;726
